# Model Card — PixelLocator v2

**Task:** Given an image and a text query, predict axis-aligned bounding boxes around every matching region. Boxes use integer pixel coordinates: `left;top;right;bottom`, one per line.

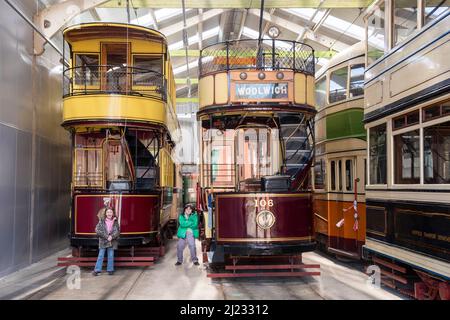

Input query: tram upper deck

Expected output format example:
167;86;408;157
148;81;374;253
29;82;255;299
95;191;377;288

197;39;316;116
62;23;178;137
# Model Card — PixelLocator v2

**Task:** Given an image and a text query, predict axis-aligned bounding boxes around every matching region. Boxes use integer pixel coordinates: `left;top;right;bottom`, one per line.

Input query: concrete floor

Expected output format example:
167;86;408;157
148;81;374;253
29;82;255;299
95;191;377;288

0;239;404;300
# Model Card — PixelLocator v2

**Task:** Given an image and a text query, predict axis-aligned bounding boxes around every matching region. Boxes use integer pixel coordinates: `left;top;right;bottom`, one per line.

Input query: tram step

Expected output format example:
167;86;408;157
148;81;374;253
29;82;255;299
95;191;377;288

207;271;321;278
225;264;320;270
372;256;407;273
379;269;408;285
57;256;155;267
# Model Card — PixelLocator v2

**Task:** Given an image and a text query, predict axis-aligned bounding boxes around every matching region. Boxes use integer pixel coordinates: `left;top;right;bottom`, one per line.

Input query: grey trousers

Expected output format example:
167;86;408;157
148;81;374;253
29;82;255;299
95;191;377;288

177;232;198;263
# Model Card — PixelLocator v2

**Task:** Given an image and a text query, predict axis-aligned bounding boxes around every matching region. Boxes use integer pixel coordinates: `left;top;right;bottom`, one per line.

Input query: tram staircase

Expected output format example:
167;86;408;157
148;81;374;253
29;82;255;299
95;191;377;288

278;113;314;191
125;131;157;190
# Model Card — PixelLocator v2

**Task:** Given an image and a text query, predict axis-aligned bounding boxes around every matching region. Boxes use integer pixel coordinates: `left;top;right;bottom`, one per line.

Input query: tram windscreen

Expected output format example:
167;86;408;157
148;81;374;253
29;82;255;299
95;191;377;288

202;126;281;190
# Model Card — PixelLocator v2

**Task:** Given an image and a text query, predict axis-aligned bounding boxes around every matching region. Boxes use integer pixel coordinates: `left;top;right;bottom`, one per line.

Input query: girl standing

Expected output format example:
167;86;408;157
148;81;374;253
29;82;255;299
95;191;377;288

92;207;120;275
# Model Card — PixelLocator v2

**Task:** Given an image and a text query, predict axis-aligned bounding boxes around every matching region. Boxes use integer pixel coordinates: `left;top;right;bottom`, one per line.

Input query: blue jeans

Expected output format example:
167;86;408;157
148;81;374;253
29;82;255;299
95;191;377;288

177;231;198;263
94;247;114;272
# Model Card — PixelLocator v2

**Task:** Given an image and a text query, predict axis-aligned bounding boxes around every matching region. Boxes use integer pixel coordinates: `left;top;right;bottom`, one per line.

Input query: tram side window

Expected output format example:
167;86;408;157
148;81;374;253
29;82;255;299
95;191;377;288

424;121;450;184
393;0;418;47
345;159;353;191
338;160;343;191
367;3;386;65
73;134;103;188
349;64;364;98
315;77;327;108
394;129;420;184
369;124;387;184
74;54;99;86
424;0;450;26
329;67;348;104
330;161;336;191
132;55;163;86
314;159;326;189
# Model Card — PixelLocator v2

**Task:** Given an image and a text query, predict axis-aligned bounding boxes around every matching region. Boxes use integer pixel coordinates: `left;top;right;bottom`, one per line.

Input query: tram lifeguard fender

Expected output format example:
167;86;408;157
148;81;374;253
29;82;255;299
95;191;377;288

62;95;166;125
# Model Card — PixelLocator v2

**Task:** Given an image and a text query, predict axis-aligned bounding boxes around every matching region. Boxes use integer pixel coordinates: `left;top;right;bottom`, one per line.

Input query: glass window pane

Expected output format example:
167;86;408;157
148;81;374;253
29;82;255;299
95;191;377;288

424;121;450;184
331;161;336;190
345;159;353;191
338;160;343;191
394;129;420;184
367;4;386;65
369;124;387;184
349;64;364;98
393;116;406;130
393;0;418;47
407;111;419;125
133;55;163;86
314;159;326;189
329;66;348;103
315;77;327;108
424;105;441;121
74;54;99;85
424;0;450;26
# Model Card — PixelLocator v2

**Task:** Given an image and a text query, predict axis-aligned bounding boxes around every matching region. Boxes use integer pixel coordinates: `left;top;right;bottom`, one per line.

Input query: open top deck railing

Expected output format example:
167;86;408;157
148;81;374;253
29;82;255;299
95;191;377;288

63;65;166;101
199;39;315;77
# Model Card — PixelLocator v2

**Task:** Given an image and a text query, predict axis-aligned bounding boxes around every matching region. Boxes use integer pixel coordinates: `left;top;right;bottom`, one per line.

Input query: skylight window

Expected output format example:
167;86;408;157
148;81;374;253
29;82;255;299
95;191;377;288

169;26;220;50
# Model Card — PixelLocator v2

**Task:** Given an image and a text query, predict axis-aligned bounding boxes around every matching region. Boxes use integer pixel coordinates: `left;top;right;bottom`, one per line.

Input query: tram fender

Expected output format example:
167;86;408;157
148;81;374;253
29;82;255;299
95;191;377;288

210;243;225;263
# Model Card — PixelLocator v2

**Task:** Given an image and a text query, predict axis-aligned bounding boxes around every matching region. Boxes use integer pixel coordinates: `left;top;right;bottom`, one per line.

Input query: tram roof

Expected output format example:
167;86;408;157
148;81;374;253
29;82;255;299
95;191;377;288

63;22;168;44
315;41;366;79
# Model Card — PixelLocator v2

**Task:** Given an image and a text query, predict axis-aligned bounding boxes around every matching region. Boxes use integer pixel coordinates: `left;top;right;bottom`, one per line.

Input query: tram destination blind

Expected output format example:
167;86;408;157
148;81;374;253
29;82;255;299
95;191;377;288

234;82;288;100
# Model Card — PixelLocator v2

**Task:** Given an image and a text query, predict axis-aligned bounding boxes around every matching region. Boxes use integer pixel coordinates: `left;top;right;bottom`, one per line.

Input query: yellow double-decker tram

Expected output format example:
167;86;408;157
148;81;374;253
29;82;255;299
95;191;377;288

61;23;181;255
197;38;320;277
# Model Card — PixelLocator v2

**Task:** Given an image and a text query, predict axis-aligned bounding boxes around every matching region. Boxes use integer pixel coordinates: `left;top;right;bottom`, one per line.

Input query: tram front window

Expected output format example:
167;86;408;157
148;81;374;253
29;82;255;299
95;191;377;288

105;140;132;190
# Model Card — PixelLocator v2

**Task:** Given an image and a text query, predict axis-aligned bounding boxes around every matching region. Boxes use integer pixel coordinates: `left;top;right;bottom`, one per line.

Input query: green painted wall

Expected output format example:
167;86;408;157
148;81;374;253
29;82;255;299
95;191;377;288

326;108;366;141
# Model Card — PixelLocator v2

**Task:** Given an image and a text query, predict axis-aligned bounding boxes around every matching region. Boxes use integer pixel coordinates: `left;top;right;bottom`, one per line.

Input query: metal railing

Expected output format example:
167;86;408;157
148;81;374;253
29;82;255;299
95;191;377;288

63;65;166;101
199;39;315;76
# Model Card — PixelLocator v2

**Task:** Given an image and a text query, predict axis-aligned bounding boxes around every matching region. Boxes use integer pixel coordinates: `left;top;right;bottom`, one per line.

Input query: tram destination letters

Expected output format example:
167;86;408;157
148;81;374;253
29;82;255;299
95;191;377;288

235;83;288;100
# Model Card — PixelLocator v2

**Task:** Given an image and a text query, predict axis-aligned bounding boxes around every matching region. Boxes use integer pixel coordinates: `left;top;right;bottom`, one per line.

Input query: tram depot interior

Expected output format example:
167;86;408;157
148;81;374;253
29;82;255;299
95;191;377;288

0;0;448;301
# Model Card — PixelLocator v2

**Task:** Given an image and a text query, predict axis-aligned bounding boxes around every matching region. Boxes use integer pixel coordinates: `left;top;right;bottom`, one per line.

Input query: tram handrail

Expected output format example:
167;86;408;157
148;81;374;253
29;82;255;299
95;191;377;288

63;65;167;100
199;38;315;76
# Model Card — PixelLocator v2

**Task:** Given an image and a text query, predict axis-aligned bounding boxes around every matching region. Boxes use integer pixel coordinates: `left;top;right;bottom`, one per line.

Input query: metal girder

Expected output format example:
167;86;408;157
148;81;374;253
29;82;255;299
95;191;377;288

283;8;362;43
34;0;110;54
175;78;199;85
177;97;199;103
198;8;204;50
101;0;374;9
237;9;248;40
159;9;224;37
247;9;349;52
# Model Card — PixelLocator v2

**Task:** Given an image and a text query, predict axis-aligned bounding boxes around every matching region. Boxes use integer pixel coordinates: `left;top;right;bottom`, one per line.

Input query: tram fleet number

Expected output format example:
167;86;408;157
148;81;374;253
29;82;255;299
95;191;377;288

254;199;274;207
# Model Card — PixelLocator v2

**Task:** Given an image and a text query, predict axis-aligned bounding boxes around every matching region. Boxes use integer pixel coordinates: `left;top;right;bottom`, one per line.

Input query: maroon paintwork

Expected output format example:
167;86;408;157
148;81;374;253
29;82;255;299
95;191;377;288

216;192;313;242
74;193;159;236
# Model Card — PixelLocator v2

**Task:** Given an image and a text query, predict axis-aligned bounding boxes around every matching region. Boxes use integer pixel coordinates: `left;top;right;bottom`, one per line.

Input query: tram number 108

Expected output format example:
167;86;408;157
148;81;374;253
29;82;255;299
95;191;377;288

254;199;274;208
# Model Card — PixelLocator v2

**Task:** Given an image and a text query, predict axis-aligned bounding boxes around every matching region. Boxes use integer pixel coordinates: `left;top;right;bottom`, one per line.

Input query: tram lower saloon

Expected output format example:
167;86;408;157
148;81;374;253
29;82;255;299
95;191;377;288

69;127;168;252
199;112;317;264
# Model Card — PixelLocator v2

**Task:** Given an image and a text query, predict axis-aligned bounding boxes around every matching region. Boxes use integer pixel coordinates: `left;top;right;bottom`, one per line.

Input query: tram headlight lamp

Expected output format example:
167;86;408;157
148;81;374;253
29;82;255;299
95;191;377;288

276;72;284;80
239;72;247;80
258;72;266;80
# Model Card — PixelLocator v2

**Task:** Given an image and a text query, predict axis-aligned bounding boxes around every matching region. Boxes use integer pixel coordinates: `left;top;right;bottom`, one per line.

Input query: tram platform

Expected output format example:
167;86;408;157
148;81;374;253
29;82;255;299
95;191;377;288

0;240;404;300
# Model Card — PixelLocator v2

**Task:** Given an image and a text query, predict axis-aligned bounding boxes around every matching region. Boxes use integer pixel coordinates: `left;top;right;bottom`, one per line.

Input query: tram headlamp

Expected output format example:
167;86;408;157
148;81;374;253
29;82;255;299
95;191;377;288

239;72;247;80
276;72;284;80
258;72;266;80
